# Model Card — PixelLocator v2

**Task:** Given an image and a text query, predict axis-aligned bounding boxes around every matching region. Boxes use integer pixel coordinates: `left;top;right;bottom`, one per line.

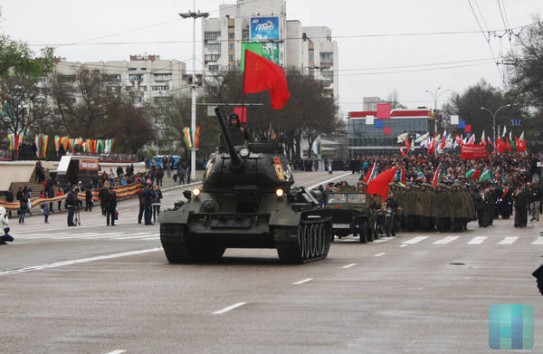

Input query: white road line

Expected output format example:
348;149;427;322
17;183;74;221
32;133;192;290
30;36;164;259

399;244;408;248
0;248;163;276
373;238;392;244
50;232;124;240
532;238;543;245
293;278;313;285
433;236;460;245
374;252;386;257
141;237;160;240
106;350;126;354
111;234;157;240
468;236;487;245
342;263;357;269
403;236;429;245
212;302;247;315
499;236;518;245
307;172;352;190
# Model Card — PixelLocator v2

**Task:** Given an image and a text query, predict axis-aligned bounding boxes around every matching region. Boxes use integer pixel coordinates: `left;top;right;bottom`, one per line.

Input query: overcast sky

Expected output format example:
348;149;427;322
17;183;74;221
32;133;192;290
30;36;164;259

1;0;542;116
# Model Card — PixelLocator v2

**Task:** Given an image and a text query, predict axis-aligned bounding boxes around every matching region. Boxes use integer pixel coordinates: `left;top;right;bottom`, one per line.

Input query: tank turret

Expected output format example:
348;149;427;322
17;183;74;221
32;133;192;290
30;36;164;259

159;108;332;264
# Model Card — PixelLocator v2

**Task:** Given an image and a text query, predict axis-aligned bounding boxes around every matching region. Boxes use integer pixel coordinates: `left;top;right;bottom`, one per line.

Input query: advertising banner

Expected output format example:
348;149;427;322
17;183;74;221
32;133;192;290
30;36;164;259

241;42;280;67
250;17;279;41
79;159;99;171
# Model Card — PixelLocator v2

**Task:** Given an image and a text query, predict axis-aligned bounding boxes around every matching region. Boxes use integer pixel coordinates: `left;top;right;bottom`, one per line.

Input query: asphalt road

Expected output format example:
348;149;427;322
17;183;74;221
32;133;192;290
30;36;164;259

1;171;543;354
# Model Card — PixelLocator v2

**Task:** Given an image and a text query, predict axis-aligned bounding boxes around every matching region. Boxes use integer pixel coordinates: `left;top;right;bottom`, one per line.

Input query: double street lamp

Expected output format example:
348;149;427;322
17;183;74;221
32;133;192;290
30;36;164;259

179;7;209;182
480;104;513;144
425;86;450;134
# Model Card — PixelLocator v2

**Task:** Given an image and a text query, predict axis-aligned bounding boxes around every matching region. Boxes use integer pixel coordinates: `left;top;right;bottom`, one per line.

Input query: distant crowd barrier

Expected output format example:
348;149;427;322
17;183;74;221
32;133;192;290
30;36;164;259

0;183;143;211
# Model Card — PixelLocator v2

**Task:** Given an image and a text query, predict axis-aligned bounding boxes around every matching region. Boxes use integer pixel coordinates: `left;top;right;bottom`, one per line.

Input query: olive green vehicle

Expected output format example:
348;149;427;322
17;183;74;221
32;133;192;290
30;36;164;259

325;192;375;243
159;108;332;264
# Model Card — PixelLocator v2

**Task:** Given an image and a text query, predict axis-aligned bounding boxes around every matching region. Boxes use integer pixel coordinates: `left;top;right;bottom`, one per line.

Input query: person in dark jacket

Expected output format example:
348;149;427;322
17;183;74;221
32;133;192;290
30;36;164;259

104;186;117;226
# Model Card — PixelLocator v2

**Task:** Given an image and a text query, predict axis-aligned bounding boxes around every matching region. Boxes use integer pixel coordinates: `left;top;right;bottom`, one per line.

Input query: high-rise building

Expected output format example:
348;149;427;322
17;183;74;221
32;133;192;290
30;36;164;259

50;55;188;107
201;0;338;99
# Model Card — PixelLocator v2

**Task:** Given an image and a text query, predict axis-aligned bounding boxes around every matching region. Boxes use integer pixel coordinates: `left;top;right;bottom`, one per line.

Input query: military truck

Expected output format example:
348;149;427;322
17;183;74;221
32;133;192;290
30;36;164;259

159;108;332;264
325;192;374;243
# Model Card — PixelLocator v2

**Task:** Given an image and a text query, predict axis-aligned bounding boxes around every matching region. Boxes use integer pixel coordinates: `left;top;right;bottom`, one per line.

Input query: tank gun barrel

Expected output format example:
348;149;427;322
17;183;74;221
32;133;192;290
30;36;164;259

215;107;243;169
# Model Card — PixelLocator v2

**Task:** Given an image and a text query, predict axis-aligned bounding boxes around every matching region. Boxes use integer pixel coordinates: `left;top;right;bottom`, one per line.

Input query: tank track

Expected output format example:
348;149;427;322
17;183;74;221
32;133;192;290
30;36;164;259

160;223;225;263
274;217;332;264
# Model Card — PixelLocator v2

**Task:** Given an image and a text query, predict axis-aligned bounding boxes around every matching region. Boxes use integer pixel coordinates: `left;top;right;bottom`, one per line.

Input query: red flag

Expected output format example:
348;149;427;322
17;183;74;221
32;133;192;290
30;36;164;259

233;107;248;123
367;167;398;200
400;147;407;158
401;165;406;184
517;138;527;152
496;138;505;154
505;137;512;153
243;50;290;110
405;138;411;152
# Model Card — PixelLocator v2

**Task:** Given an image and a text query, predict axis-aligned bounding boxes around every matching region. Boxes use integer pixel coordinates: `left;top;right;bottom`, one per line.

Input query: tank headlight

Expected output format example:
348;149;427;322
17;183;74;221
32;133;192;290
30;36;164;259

275;188;285;198
239;147;249;157
192;187;201;198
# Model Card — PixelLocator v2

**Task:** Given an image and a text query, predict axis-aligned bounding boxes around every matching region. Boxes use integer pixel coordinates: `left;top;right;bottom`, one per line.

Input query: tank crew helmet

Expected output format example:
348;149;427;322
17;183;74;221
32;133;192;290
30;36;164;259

229;113;240;126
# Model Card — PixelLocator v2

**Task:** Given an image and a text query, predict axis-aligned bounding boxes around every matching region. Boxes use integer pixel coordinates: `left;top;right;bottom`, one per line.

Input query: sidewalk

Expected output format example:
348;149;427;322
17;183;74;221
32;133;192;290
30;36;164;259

10;171;205;231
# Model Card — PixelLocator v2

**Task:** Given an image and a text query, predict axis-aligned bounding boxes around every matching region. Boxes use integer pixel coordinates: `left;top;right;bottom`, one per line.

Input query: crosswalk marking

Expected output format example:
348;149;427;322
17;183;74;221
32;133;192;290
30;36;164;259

532;238;543;245
403;236;429;245
498;236;518;245
433;236;459;245
468;236;487;245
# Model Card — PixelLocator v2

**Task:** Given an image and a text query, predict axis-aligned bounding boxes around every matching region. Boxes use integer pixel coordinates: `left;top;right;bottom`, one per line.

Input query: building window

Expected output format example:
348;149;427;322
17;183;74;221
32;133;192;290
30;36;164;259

205;43;220;52
229;54;235;62
204;31;221;40
228;44;235;51
228;32;235;40
129;74;143;82
152;85;168;91
103;74;121;83
208;65;220;72
320;52;334;68
153;74;172;82
205;54;220;62
242;30;249;40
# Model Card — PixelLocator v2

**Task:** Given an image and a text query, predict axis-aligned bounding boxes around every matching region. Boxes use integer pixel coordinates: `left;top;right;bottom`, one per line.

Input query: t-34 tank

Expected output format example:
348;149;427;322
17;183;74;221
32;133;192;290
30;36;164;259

159;108;332;264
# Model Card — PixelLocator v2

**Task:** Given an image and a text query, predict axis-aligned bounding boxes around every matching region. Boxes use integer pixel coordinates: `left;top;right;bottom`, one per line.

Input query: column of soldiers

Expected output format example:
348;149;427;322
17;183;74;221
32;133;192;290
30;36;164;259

391;182;476;232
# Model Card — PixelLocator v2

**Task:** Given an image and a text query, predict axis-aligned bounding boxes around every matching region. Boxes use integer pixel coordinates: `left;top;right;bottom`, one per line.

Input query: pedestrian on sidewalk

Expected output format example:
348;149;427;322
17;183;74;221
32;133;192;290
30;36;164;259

0;206;14;245
105;186;117;226
142;183;154;225
152;185;163;224
18;192;28;224
41;203;50;223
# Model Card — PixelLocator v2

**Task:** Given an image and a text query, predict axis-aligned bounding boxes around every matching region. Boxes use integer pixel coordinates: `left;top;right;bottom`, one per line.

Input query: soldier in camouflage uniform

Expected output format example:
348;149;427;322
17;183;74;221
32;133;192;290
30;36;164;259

402;183;419;231
418;183;434;231
433;183;452;232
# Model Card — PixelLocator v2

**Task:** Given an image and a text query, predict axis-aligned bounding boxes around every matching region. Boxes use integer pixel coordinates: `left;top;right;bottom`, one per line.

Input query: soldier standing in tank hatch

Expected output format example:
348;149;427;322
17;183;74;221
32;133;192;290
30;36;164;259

220;113;249;147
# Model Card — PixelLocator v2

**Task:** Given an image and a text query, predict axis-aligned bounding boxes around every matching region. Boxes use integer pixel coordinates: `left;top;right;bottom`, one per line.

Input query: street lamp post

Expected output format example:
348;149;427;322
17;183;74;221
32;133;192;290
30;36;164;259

480;104;513;145
180;5;209;182
425;87;450;134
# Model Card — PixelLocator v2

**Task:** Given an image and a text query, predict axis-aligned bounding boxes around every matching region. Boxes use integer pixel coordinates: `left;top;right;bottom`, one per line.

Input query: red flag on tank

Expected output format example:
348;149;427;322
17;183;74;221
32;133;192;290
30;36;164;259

243;50;290;110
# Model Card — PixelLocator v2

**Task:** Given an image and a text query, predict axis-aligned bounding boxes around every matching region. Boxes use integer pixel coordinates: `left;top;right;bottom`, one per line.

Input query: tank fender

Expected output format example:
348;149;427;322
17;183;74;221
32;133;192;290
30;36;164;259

269;202;302;227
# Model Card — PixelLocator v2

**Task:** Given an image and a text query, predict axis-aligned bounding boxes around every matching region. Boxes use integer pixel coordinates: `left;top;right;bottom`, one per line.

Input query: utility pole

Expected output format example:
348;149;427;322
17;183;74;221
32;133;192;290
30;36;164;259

179;3;208;182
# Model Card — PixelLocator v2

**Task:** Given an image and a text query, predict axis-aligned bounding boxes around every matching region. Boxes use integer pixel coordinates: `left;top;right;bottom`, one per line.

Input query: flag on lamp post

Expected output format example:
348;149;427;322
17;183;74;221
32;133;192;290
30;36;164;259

243;49;290;110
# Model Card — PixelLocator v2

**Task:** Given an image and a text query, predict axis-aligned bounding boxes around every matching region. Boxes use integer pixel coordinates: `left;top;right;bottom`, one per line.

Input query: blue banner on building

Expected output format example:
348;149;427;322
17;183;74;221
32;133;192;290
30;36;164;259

250;17;279;41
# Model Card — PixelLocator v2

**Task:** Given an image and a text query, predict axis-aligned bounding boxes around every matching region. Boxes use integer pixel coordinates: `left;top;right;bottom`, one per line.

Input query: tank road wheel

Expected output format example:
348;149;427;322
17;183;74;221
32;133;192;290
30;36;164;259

274;219;332;264
160;224;225;264
160;224;192;263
